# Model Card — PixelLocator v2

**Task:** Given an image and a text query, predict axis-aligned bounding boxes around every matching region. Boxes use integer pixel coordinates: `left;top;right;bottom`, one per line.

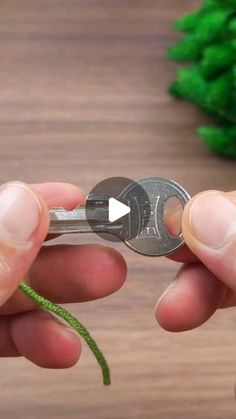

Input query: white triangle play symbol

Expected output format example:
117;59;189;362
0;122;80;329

109;197;130;223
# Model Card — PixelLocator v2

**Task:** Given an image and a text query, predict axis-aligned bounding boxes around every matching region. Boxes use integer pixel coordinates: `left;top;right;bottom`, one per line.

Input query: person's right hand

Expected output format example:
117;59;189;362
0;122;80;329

156;190;236;332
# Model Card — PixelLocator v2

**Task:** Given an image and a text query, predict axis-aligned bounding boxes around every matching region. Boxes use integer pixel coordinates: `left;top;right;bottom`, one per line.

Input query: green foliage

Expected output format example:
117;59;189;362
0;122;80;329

174;13;199;32
199;126;236;157
168;0;236;158
200;43;235;78
169;67;209;107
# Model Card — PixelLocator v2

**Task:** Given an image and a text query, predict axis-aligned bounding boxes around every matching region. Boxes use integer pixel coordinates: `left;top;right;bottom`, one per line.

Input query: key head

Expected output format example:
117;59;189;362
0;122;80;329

120;177;190;256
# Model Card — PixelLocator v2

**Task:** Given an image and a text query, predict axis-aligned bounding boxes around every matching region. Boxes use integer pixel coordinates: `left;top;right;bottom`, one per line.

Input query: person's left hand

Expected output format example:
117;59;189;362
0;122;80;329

0;182;127;368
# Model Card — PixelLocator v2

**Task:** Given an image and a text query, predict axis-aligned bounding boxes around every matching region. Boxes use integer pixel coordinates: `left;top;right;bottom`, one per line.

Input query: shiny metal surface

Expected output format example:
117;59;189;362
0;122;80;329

48;177;191;256
122;177;191;256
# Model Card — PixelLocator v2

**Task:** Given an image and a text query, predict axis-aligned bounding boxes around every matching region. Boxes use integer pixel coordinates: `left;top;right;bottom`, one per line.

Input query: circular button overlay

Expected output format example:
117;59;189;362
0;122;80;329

85;177;190;256
86;177;151;243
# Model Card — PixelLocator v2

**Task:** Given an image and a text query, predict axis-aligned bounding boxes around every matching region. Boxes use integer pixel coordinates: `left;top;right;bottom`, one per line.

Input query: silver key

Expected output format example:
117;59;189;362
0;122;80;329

48;177;191;257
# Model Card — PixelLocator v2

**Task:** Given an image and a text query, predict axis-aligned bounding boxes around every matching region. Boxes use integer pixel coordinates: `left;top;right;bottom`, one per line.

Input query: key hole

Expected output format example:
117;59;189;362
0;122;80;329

164;196;184;238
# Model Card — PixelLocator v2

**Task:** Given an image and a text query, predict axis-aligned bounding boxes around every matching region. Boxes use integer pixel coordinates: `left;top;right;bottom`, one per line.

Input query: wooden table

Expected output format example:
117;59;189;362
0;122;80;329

0;1;236;418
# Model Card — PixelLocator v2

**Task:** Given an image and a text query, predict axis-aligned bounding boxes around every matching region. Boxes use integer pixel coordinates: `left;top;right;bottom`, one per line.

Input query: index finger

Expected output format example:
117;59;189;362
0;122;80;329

31;182;85;209
31;182;86;240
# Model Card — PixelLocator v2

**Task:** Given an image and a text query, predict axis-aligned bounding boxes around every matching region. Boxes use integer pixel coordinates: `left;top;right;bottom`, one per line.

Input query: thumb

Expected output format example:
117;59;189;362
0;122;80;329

182;190;236;291
0;181;49;306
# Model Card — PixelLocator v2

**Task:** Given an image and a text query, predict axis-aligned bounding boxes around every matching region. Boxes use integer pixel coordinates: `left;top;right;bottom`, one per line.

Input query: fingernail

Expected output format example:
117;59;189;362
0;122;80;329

59;324;79;339
156;281;177;308
189;193;236;248
39;311;79;339
0;182;41;244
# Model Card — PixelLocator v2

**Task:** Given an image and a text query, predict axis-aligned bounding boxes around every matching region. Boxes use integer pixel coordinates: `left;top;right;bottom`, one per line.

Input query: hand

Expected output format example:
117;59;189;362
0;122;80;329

0;182;126;368
156;190;236;332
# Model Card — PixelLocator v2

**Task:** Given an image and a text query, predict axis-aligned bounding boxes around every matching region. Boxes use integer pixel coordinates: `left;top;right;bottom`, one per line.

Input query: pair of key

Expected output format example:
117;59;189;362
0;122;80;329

49;177;190;257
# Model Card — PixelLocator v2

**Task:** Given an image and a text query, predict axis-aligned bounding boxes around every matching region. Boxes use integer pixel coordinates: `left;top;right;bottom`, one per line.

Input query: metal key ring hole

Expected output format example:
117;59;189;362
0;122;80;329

163;196;184;239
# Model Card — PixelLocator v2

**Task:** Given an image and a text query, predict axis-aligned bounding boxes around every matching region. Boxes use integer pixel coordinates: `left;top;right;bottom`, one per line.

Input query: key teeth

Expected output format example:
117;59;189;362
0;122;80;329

50;207;66;211
49;195;109;213
49;205;84;212
86;194;110;204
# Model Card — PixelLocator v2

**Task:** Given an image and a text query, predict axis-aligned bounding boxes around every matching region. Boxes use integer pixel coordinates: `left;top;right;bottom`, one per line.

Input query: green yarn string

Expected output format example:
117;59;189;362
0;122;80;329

18;280;111;386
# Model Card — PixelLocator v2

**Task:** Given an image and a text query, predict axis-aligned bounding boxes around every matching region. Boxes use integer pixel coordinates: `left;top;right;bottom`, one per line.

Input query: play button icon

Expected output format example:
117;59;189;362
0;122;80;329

86;176;151;242
108;197;130;223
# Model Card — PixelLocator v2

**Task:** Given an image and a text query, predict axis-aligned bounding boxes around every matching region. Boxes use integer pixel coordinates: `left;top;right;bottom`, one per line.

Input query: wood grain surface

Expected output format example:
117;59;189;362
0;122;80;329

0;1;236;418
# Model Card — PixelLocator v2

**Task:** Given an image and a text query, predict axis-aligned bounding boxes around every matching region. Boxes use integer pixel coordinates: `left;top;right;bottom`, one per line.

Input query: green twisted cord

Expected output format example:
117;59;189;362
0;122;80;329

18;281;110;386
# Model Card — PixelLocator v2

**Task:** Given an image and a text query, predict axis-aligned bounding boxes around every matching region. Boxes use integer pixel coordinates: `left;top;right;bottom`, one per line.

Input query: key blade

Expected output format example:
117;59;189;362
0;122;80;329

48;204;123;236
49;206;108;222
48;205;107;234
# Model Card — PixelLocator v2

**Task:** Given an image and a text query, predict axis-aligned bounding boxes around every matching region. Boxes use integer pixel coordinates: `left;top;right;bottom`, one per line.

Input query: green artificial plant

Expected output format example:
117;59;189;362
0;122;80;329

168;0;236;158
